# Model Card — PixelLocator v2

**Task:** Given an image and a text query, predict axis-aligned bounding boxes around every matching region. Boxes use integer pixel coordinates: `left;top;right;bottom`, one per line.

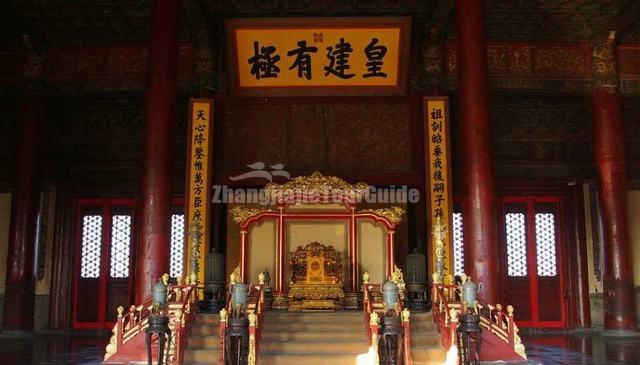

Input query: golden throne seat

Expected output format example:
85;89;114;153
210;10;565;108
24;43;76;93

287;242;344;311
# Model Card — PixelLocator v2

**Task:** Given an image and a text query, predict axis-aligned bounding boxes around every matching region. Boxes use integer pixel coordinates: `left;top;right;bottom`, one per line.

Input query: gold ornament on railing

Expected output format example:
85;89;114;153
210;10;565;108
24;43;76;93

248;312;257;365
370;311;379;326
220;308;228;322
188;218;203;285
402;308;410;323
362;270;370;284
431;215;447;284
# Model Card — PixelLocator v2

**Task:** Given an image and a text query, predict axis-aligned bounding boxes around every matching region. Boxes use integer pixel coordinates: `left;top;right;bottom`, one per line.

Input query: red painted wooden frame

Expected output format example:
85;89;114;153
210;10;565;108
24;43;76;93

236;198;399;294
72;198;136;330
498;195;566;328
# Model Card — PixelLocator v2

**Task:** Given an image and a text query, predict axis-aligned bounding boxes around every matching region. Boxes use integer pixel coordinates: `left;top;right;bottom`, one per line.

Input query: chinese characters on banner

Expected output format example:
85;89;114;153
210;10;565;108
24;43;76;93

424;97;453;277
227;18;410;95
186;99;213;286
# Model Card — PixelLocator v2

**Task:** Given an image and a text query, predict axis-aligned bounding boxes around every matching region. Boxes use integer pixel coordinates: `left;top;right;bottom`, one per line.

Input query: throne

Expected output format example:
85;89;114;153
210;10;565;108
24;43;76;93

287;242;345;311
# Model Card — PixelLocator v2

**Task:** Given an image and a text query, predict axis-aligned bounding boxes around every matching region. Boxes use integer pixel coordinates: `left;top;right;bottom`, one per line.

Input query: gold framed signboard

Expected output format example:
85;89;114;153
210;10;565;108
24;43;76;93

185;98;213;286
424;96;454;277
225;17;411;96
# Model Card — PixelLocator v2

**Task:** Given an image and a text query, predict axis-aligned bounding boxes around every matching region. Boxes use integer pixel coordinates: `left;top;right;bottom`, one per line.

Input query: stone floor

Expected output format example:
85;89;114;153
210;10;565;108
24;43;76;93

522;331;640;365
0;330;638;364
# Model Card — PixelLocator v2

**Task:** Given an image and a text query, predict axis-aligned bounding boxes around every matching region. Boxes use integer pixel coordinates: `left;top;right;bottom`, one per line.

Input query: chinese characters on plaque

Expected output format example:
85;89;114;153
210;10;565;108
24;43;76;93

227;18;410;95
187;99;213;285
425;97;453;276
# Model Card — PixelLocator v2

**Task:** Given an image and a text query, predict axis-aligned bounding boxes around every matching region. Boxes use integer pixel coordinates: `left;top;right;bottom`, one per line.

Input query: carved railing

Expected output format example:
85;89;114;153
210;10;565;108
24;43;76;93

431;282;527;362
219;282;266;365
103;277;199;365
362;283;413;365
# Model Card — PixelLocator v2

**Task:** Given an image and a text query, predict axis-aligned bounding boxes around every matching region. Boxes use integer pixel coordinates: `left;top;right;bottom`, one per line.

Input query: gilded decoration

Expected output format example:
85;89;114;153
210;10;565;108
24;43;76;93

230;206;272;223
359;206;405;224
264;171;369;202
592;37;618;87
287;241;344;311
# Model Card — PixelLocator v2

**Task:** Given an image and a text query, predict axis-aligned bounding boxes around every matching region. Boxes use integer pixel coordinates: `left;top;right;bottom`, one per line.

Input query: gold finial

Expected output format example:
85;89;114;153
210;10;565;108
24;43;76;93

129;305;136;312
496;303;502;311
449;308;458;321
116;306;124;317
258;272;265;285
362;270;370;284
370;311;379;326
220;308;228;321
248;312;257;326
161;273;170;286
402;308;410;322
507;305;514;315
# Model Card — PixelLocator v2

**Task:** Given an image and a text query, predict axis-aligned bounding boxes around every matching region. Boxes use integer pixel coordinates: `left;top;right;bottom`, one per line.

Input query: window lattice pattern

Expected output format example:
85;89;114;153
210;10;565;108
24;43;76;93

452;212;464;275
170;214;185;278
109;215;132;278
506;213;527;277
80;215;103;278
535;213;557;277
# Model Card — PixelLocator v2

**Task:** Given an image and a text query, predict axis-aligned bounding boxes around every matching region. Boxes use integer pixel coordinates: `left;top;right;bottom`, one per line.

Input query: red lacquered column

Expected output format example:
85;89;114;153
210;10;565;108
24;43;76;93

2;95;44;331
134;0;182;302
593;86;638;332
455;0;499;303
570;183;592;328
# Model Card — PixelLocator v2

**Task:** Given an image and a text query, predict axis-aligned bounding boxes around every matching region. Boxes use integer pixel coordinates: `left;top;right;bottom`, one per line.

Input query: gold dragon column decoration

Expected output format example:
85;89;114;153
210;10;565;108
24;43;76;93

188;217;203;285
432;215;447;284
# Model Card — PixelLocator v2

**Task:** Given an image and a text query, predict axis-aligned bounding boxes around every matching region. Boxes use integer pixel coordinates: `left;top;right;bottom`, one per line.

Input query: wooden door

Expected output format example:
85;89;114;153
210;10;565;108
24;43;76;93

500;196;566;328
73;199;135;329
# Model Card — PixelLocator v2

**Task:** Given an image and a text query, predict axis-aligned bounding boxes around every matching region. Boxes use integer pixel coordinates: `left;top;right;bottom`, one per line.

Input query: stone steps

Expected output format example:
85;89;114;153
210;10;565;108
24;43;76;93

410;312;446;365
183;313;219;365
259;311;367;365
183;311;446;365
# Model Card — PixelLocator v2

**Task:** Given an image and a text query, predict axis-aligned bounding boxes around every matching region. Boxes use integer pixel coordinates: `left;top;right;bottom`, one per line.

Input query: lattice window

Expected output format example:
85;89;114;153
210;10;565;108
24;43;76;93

80;215;103;278
452;212;464;275
170;214;185;278
109;215;132;278
535;213;557;277
506;213;527;277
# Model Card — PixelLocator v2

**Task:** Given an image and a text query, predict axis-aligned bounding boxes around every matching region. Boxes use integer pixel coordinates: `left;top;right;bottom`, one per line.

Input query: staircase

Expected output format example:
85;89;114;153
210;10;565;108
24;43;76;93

183;313;219;365
259;312;367;365
182;311;445;365
410;312;447;365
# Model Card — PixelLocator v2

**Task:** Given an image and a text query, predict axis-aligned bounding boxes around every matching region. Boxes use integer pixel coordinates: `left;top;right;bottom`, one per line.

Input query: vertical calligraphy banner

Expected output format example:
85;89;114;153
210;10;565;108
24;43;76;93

424;96;454;278
186;98;214;286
